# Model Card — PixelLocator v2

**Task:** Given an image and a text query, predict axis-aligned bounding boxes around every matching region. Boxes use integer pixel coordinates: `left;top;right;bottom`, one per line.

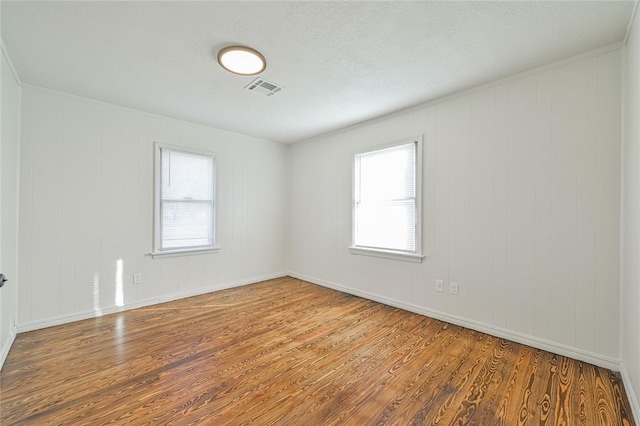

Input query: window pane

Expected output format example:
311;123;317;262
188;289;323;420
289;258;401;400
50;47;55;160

161;201;213;249
356;200;416;252
157;146;215;252
162;150;213;201
357;143;415;202
354;141;418;254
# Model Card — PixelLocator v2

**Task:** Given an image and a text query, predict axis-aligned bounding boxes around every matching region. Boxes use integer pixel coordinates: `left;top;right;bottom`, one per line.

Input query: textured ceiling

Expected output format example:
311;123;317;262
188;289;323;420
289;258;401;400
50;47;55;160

1;1;635;143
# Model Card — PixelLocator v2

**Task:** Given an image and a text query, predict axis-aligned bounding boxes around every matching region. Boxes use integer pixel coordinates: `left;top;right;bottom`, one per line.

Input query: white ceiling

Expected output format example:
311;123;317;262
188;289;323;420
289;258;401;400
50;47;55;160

1;1;635;144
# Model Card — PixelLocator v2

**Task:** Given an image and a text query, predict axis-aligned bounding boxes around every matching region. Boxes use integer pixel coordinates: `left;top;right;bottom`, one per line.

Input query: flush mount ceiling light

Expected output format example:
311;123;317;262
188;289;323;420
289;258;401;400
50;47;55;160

217;46;266;76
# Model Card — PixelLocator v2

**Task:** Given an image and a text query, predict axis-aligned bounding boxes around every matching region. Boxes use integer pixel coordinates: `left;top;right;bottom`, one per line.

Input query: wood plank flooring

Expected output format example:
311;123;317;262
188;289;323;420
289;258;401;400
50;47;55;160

0;277;635;425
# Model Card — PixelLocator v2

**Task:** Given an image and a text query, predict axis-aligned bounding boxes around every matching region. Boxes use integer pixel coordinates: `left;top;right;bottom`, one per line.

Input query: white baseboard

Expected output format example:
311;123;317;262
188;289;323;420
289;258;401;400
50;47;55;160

16;272;287;333
0;328;17;371
288;271;621;372
16;301;158;333
11;269;625;372
8;269;637;420
620;360;640;424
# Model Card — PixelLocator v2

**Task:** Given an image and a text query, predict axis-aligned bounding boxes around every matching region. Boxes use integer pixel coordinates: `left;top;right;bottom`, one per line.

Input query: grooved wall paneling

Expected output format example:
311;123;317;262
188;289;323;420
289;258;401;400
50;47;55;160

0;48;21;368
622;11;640;418
17;86;288;328
288;49;622;360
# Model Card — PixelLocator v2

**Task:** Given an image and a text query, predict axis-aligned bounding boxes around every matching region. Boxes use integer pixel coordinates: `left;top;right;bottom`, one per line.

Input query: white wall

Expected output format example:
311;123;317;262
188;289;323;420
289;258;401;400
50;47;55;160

621;7;640;419
17;85;287;330
0;44;21;367
288;48;622;368
2;27;635;417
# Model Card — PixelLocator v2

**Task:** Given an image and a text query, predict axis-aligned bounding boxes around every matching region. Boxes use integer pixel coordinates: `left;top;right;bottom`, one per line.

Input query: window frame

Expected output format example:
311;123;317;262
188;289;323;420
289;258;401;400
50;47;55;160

349;136;424;263
152;142;219;258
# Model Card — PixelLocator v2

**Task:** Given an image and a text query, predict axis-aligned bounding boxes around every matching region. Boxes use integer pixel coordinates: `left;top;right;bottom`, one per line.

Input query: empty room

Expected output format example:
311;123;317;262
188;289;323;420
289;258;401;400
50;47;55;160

1;1;640;424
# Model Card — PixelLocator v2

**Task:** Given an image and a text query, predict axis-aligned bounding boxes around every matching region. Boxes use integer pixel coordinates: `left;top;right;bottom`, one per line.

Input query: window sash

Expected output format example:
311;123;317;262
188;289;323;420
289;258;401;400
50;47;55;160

154;144;216;254
159;200;214;250
355;199;416;252
353;140;419;254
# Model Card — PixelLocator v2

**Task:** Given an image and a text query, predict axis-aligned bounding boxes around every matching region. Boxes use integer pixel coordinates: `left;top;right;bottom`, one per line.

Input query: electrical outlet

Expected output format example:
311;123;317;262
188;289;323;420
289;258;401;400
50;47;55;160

133;273;142;284
450;281;459;295
435;279;444;293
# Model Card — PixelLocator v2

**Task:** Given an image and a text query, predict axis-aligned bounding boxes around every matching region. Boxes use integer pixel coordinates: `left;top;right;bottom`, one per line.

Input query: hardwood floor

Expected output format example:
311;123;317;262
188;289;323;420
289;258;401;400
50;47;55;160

0;277;635;425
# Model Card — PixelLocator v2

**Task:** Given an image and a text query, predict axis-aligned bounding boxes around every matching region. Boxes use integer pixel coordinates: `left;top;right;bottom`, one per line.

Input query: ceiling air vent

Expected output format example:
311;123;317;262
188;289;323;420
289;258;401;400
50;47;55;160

245;77;283;96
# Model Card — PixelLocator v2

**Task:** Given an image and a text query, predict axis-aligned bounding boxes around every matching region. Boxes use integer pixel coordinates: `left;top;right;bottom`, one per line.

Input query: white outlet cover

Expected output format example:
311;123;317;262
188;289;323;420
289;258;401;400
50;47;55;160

435;279;444;293
133;273;142;284
450;281;459;295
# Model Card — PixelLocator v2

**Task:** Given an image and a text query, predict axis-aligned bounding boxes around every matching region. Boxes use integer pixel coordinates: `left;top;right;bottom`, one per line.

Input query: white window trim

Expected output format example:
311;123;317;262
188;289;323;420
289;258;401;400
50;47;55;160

348;246;424;263
149;247;220;259
151;142;220;258
350;135;424;263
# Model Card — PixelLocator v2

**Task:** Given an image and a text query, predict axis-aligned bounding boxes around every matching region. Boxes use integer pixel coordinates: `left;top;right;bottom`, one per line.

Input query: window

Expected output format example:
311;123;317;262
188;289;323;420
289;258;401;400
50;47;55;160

351;137;423;262
153;144;217;257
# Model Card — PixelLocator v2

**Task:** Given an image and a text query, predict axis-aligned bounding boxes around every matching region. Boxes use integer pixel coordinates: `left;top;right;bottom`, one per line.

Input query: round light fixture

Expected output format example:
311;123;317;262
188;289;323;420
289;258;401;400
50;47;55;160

217;46;266;76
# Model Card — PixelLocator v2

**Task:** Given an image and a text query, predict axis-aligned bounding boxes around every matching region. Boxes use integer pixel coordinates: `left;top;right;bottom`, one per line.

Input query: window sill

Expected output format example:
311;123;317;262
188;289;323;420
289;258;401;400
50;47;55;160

150;247;220;259
348;247;424;263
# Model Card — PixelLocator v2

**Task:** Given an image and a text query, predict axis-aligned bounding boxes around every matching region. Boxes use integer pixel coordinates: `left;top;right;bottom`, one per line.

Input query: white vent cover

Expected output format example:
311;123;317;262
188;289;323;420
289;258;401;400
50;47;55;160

245;78;283;96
